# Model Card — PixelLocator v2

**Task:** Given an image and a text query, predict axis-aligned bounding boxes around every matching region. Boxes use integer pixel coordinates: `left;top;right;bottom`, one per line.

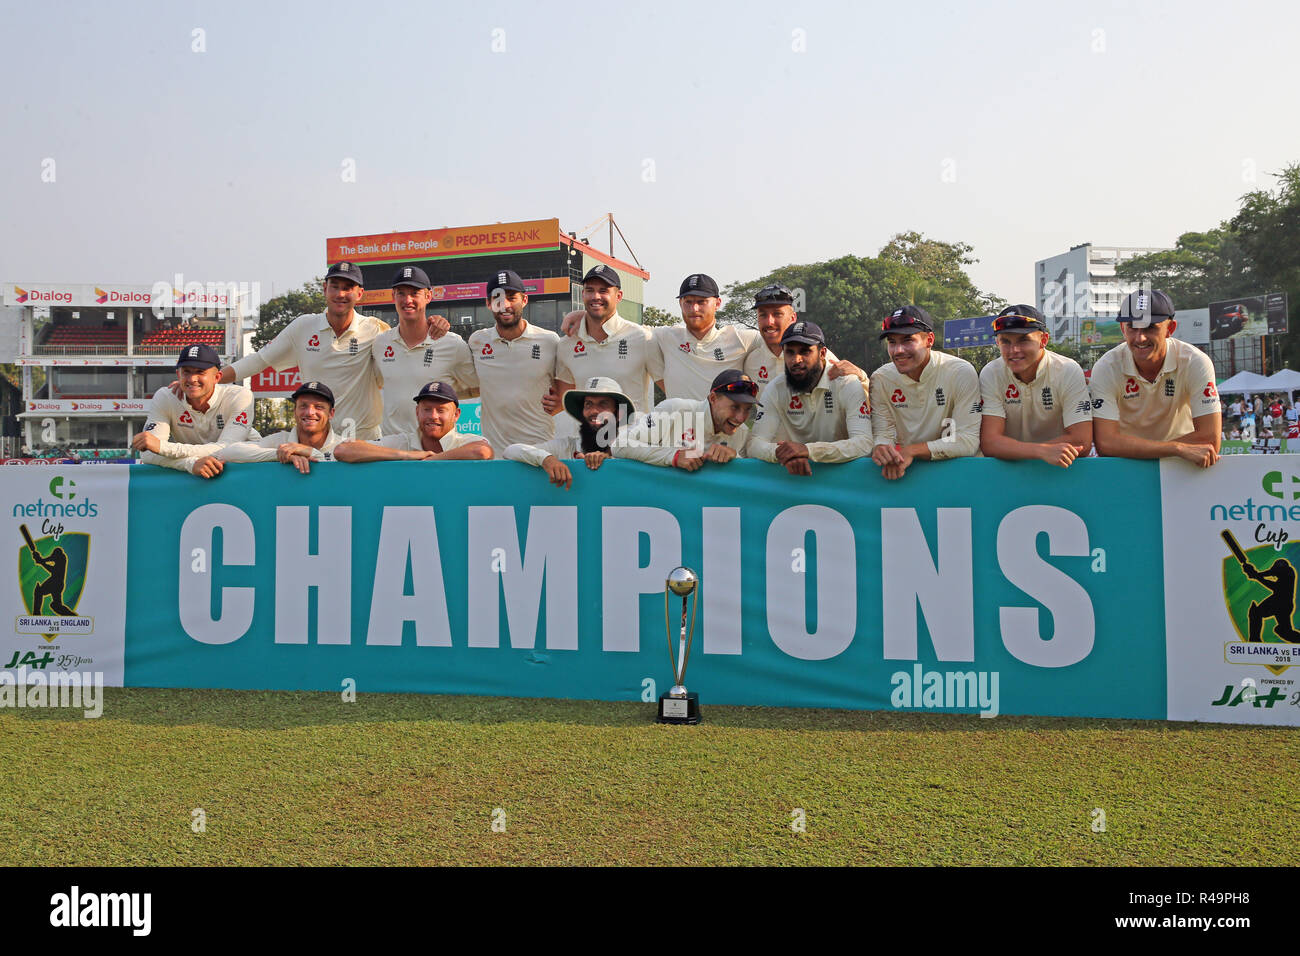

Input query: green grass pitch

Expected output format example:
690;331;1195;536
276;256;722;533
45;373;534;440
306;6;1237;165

2;688;1295;866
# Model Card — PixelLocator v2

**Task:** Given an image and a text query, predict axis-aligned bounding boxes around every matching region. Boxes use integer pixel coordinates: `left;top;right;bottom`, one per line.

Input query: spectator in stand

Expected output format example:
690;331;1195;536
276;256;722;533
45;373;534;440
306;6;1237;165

1271;396;1285;428
1229;426;1241;441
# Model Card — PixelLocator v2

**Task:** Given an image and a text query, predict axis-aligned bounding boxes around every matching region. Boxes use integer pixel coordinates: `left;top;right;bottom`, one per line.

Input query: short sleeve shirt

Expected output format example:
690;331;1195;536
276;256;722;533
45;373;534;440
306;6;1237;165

467;321;560;453
979;349;1092;443
649;324;762;401
371;326;477;436
554;314;655;412
1088;337;1219;441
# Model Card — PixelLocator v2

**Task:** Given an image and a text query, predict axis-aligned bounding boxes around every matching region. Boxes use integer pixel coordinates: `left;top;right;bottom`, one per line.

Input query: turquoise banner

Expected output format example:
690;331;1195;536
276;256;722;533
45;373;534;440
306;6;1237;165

123;459;1165;718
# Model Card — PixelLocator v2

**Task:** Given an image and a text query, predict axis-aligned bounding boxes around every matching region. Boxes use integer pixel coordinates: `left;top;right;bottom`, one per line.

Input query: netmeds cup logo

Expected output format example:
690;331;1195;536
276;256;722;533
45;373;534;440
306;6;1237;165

16;526;90;643
1220;529;1300;675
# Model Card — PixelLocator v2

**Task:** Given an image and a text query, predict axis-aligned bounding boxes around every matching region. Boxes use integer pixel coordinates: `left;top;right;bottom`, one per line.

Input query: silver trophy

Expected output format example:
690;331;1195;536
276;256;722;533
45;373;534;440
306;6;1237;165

657;566;701;724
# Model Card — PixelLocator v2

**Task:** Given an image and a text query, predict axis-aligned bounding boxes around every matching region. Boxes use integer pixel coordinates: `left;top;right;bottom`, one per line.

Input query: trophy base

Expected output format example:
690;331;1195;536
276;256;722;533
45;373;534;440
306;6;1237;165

656;692;701;725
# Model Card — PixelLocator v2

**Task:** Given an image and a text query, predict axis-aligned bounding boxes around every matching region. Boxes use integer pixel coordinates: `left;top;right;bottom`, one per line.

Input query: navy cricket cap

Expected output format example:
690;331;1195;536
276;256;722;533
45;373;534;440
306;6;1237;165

291;380;335;406
678;274;721;298
991;305;1048;335
391;265;431;290
710;369;760;404
413;381;459;406
754;284;795;308
780;321;826;347
326;261;365;286
175;343;221;369
879;305;935;338
487;269;527;294
582;265;621;289
1118;290;1175;328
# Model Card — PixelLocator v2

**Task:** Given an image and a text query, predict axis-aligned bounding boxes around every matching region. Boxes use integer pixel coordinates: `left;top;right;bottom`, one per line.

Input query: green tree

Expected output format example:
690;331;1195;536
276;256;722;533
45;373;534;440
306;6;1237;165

878;231;1002;318
253;278;326;350
1114;228;1250;309
1116;162;1300;370
716;234;1003;370
642;305;678;327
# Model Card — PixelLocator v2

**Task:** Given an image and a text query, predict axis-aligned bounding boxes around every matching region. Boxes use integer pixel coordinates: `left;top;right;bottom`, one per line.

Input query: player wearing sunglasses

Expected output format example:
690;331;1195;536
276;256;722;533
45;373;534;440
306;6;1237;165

978;305;1092;467
870;305;982;480
619;369;758;470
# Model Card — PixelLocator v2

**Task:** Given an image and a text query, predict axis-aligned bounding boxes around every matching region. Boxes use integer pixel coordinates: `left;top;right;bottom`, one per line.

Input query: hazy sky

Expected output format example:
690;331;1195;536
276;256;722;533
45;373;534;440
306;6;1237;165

3;0;1298;313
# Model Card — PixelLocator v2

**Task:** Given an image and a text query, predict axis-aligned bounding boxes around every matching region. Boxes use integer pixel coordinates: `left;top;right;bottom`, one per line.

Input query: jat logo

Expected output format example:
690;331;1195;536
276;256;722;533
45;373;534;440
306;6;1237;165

757;366;768;380
481;344;493;356
1006;383;1019;400
384;345;395;358
1124;378;1139;395
891;389;905;404
307;335;320;348
789;396;803;410
95;287;108;304
574;341;585;354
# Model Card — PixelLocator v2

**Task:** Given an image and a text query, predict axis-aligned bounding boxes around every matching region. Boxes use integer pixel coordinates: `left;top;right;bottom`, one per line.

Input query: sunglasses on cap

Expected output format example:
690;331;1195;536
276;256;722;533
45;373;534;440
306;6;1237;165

755;284;793;301
992;314;1045;332
882;313;927;332
713;379;760;398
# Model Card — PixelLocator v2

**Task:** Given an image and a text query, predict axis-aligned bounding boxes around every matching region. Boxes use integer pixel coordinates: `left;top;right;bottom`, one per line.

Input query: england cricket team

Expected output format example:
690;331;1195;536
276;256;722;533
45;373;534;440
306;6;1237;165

140;261;1221;481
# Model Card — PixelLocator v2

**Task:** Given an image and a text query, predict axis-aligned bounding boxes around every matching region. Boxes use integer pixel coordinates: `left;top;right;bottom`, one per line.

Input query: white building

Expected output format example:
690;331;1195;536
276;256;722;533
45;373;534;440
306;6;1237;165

0;281;252;457
1035;243;1170;340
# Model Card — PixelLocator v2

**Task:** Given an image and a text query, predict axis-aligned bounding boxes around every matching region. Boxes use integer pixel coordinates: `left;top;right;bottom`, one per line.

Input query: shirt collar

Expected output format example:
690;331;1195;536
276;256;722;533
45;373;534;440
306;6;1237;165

686;323;721;348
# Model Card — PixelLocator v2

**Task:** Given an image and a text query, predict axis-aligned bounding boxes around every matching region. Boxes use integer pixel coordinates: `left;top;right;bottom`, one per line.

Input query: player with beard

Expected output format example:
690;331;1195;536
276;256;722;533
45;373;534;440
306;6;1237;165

504;376;635;489
742;284;867;393
467;268;562;454
748;321;874;475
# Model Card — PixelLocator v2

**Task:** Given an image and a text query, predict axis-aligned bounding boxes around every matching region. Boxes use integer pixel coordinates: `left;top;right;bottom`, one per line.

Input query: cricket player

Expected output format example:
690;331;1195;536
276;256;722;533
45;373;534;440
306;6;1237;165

335;381;492;462
645;274;762;401
1089;290;1221;467
221;261;389;440
979;305;1093;467
619;369;757;470
467;268;562;454
870;305;982;480
371;265;476;436
749;321;874;476
132;343;255;478
203;381;343;474
741;283;866;390
504;376;636;489
550;265;655;414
